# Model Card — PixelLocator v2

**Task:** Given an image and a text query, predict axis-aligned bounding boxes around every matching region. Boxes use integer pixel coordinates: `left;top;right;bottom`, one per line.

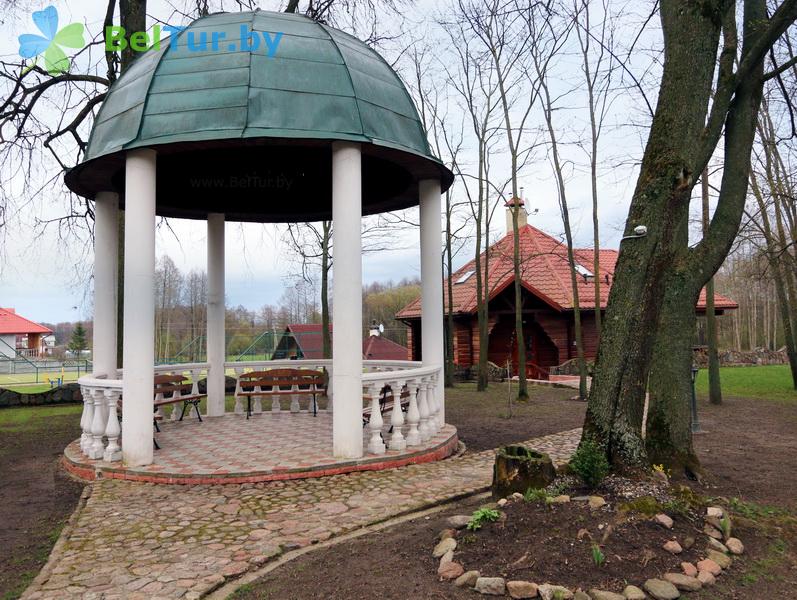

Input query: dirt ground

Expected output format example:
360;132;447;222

234;390;797;600
0;407;84;600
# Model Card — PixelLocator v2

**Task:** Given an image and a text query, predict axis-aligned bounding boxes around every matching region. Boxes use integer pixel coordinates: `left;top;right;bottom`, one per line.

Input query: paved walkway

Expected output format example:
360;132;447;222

24;429;581;600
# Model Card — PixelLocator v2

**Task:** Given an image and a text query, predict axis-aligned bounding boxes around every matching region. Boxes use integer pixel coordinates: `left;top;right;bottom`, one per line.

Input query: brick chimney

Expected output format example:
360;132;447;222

505;197;527;234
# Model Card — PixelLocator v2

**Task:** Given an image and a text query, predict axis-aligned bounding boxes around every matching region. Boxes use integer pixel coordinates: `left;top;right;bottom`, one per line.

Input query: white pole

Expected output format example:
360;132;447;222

419;179;445;425
122;149;157;467
93;191;118;378
331;141;363;459
206;213;226;416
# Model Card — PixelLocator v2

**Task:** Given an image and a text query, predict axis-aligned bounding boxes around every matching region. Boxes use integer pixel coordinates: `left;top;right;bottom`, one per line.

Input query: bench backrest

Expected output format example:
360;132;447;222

154;374;193;396
239;368;325;389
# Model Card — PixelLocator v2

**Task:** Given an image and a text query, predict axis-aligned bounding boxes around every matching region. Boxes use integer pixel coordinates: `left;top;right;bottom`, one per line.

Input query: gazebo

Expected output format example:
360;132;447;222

66;10;455;477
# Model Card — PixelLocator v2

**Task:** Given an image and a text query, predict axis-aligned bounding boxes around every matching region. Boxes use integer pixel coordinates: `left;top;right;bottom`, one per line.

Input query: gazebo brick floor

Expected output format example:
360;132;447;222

63;412;459;484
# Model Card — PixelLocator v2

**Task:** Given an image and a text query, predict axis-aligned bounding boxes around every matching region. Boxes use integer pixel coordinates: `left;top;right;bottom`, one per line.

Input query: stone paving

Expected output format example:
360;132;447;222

23;428;581;600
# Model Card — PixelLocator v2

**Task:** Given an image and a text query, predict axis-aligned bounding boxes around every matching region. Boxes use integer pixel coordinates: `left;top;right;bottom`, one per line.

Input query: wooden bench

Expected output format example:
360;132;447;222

152;374;206;449
362;384;411;427
236;368;326;419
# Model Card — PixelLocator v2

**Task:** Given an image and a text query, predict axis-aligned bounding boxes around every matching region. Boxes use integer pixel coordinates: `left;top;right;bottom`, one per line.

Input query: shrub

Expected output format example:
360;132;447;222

467;507;501;531
524;487;549;503
569;439;610;488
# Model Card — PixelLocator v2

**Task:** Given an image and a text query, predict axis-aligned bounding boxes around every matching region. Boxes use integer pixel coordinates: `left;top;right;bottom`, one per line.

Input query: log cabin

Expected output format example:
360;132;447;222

396;202;737;379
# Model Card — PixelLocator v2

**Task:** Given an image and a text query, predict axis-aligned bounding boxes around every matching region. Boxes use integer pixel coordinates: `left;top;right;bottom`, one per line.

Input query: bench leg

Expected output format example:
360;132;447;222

154;437;160;450
193;401;203;422
179;403;187;421
154;418;161;433
312;394;317;417
247;397;251;420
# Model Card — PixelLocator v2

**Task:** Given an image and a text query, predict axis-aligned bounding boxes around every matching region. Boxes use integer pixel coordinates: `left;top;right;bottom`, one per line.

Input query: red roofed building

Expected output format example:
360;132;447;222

0;308;53;359
273;323;408;361
396;210;737;379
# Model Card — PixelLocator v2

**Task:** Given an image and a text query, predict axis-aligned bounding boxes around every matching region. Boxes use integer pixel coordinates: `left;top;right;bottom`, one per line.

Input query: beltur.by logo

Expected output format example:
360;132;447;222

18;5;85;75
105;25;283;57
17;4;284;77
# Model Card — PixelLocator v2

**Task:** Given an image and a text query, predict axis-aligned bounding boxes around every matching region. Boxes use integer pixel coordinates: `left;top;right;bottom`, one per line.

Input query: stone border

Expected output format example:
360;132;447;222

433;495;745;600
62;429;459;485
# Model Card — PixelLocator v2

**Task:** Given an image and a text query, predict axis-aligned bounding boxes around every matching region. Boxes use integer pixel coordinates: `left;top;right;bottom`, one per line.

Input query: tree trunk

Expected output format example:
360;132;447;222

701;169;722;404
646;268;702;476
581;0;723;468
321;220;331;359
445;191;456;388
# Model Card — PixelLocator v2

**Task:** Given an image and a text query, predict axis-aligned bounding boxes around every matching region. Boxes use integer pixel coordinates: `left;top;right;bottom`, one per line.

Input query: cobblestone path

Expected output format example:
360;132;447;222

23;429;580;600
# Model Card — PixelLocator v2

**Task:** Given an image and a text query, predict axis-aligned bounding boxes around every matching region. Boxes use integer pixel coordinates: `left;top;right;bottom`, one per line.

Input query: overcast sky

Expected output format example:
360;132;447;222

0;0;664;324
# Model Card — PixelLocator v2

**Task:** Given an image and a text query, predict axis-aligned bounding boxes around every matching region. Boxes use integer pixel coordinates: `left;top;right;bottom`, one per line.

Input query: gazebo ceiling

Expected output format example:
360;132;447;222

64;10;453;222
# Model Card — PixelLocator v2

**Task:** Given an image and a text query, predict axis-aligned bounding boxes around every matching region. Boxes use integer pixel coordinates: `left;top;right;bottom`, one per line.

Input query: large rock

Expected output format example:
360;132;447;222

662;540;682;554
447;515;472;530
622;585;646;600
697;571;716;586
432;537;457;558
681;562;697;577
475;577;507;596
455;570;480;588
492;445;556;498
696;558;721;576
642;579;680;600
663;573;702;592
438;561;464;580
726;538;744;555
707;549;732;569
588;589;625;600
538;584;574;600
507;580;538;599
707;537;728;553
654;514;674;529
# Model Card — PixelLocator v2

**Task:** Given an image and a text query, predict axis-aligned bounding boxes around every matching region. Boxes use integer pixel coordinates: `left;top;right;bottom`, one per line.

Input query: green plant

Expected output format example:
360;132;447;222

591;543;605;567
467;507;501;531
569;439;610;488
553;590;566;600
720;516;731;539
461;533;477;544
524;487;548;503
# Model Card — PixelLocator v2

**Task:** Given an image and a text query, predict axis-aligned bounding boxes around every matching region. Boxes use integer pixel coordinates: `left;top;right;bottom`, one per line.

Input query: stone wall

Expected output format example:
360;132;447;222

0;382;83;408
693;347;789;367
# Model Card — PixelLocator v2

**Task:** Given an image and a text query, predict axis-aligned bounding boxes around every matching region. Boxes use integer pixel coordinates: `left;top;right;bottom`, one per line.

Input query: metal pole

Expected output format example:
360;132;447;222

690;366;701;433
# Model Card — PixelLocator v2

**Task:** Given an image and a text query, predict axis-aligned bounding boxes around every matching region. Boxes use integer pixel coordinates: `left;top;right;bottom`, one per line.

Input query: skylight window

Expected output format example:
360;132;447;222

455;270;475;284
575;264;593;278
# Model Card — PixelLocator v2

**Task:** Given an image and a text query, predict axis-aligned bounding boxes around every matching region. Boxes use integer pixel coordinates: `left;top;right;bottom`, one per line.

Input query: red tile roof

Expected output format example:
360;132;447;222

396;225;737;318
0;308;52;335
284;324;408;360
362;334;409;361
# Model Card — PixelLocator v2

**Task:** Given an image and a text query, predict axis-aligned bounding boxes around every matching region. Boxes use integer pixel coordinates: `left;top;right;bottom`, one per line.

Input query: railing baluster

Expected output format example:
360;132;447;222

427;374;440;435
367;383;385;454
103;388;122;462
88;388;107;459
405;380;420;446
417;379;431;443
80;385;93;455
388;378;406;451
269;384;279;413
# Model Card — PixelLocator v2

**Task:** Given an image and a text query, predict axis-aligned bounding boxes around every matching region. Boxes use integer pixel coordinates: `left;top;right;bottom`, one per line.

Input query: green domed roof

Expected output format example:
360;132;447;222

66;10;452;221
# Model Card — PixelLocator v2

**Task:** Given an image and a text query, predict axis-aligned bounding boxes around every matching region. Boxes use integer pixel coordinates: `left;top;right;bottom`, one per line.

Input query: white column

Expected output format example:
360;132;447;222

419;179;445;425
122;148;157;467
93;191;119;377
332;141;363;459
207;213;226;417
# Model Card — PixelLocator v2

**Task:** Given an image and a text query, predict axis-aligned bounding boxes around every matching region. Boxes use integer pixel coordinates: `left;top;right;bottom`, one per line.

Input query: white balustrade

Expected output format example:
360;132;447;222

75;359;443;462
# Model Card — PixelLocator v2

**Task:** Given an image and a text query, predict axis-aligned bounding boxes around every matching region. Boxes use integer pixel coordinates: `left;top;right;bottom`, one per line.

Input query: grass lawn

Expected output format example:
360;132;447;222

695;364;796;403
0;371;83;387
0;404;82;436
